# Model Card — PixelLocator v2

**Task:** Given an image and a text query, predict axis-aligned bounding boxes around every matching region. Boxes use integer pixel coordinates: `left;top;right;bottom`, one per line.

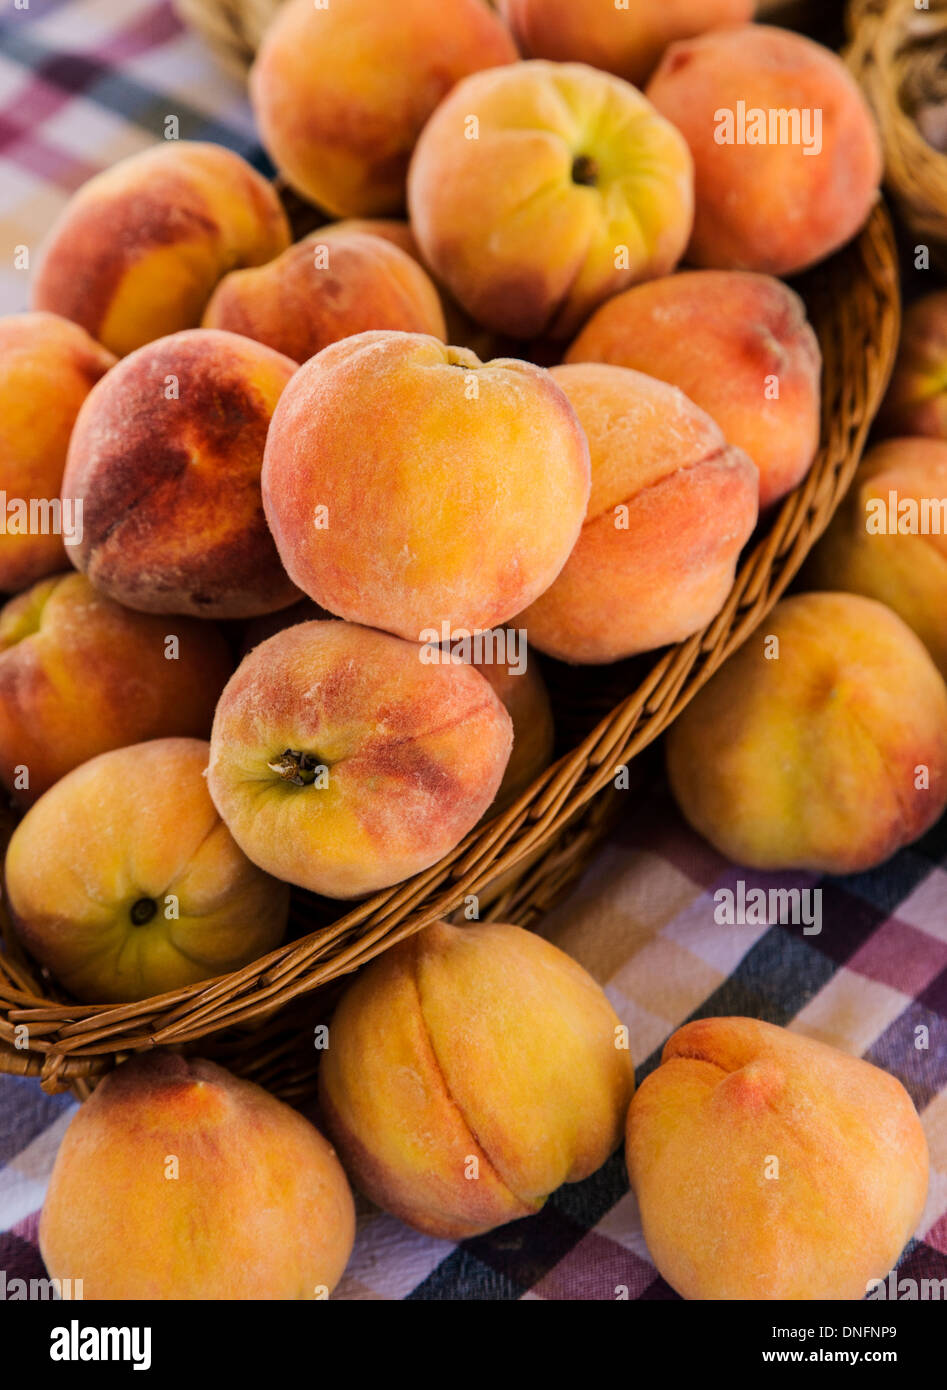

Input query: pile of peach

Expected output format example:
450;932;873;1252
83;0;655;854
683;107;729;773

0;0;939;1301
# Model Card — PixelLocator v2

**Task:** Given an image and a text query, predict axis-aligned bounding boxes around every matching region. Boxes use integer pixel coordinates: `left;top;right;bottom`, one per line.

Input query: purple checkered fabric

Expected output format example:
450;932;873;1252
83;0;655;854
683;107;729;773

1;0;945;1301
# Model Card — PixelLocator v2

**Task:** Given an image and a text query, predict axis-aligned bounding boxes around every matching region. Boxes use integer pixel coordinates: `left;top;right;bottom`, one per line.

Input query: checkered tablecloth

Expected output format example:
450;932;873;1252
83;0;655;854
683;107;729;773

1;0;945;1302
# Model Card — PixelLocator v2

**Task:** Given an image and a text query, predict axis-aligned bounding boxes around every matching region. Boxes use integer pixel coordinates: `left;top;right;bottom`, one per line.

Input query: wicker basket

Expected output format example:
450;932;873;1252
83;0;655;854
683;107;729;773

173;0;280;79
847;0;947;261
0;196;901;1100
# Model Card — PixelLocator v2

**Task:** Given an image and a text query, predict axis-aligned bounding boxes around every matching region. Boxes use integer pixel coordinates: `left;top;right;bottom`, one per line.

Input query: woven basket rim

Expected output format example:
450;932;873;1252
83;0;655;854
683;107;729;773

846;0;947;246
0;200;902;1096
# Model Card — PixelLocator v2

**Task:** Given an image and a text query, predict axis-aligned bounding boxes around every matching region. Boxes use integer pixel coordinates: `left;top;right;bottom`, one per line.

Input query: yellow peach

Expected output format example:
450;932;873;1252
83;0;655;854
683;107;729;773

40;1053;354;1299
0;313;115;594
32;142;290;357
666;592;947;873
5;738;288;1003
319;919;634;1237
261;331;591;640
408;61;694;340
627;1017;928;1300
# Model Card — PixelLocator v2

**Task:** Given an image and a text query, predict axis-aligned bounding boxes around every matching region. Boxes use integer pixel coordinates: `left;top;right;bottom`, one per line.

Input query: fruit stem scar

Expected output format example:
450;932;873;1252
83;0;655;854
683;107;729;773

571;154;598;187
267;749;326;786
129;897;157;926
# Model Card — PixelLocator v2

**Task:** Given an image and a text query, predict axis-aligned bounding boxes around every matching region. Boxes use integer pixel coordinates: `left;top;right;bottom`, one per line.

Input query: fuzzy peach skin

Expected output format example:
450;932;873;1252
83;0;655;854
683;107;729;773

32;142;290;358
319;919;634;1238
518;363;758;663
4;739;289;1003
40;1053;354;1299
878;291;947;438
626;1017;929;1301
203;228;446;363
0;314;115;594
262;331;591;640
567;271;821;509
250;0;517;218
498;0;753;87
408;61;694;341
645;26;882;275
207;620;513;898
61;328;299;619
803;439;947;678
0;572;231;808
666;592;947;873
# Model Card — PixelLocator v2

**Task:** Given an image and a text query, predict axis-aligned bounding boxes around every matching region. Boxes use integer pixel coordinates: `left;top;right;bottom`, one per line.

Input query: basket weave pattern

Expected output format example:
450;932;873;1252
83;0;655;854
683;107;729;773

847;0;947;257
0;203;901;1099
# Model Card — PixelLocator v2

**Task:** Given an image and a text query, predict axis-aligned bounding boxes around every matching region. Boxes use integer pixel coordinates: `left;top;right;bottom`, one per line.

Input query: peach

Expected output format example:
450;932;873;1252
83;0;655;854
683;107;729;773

645;26;882;275
32;142;290;357
207;620;513;898
250;0;517;218
40;1053;354;1299
567;271;821;509
5;739;289;1003
626;1017;928;1300
519;363;759;663
62;328;300;619
0;572;231;808
878;291;947;438
666;592;947;873
323;217;504;360
408;61;694;340
261;331;591;640
0;314;115;595
475;644;554;811
803;439;947;678
241;611;552;813
203;227;446;363
319;919;634;1238
498;0;754;87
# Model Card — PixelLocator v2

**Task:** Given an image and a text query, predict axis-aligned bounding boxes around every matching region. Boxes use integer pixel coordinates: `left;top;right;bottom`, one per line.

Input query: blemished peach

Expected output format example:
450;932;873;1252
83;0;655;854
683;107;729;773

203;228;446;363
250;0;517;218
5;739;289;1003
0;314;115;595
519;363;759;663
319;919;634;1238
0;572;231;808
32;142;290;357
878;291;947;438
207;620;513;898
567;271;821;509
626;1017;929;1300
40;1054;355;1299
666;592;947;873
803;439;947;678
261;331;591;640
498;0;753;87
645;25;882;275
408;61;694;340
62;328;300;619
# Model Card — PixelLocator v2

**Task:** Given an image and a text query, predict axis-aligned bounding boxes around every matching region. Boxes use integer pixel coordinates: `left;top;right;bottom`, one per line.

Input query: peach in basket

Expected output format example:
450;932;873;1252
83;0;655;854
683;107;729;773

5;738;289;1003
